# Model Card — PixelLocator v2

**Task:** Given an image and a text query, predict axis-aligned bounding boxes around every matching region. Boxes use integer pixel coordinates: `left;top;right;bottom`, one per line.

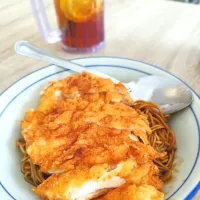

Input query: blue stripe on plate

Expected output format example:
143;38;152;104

0;59;199;200
185;181;200;200
0;182;16;200
0;64;53;97
182;107;200;200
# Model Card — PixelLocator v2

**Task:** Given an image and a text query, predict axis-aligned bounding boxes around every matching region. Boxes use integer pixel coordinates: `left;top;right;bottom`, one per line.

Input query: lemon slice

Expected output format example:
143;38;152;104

60;0;103;22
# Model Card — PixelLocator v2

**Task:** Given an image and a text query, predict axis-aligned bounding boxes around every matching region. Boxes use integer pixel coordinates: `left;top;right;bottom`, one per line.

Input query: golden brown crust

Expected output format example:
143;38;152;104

34;160;136;200
21;73;165;200
99;184;164;200
22;73;153;173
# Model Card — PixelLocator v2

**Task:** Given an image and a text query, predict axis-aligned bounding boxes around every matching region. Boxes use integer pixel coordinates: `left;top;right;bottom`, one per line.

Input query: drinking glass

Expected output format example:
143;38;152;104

31;0;104;53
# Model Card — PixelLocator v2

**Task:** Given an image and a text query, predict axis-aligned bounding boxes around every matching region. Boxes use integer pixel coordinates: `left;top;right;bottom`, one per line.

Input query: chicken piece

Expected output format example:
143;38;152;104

21;72;166;200
72;101;151;143
126;162;164;191
99;183;164;200
130;142;165;165
22;113;159;173
21;93;152;173
39;72;133;111
34;159;137;200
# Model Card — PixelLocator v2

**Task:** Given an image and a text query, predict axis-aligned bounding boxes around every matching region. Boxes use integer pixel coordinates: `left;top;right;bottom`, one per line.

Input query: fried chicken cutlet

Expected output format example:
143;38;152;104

21;72;165;200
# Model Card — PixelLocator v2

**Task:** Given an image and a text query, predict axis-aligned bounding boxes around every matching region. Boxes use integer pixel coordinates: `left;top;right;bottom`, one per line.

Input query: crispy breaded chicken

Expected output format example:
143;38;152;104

34;159;137;200
126;162;164;191
21;72;165;200
34;161;164;200
99;184;164;200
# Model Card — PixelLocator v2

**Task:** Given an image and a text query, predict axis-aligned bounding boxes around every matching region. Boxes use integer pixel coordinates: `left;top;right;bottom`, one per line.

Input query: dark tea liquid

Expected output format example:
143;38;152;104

54;0;104;51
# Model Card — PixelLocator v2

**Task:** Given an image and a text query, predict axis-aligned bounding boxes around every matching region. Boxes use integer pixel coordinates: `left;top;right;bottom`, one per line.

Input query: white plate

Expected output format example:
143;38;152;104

0;57;199;200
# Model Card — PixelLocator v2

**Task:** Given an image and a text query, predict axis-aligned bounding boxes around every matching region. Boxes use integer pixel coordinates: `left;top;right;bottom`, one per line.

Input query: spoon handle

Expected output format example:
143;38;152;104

14;41;118;82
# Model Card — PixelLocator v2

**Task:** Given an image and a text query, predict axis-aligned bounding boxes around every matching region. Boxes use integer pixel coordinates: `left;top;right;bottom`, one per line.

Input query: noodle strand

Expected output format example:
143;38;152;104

133;100;176;182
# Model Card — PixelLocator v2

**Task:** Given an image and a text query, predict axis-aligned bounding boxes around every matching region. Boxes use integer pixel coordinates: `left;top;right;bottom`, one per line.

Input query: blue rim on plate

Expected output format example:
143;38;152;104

0;57;199;200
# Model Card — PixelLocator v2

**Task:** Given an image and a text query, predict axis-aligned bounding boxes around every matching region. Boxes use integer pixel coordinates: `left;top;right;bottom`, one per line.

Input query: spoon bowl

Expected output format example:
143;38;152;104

151;87;193;114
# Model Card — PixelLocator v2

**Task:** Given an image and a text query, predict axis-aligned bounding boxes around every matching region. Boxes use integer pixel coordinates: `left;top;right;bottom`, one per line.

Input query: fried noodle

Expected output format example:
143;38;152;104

16;138;48;186
133;100;176;181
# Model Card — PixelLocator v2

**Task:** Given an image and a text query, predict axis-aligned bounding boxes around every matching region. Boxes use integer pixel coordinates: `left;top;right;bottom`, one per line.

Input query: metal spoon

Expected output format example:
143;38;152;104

14;41;193;114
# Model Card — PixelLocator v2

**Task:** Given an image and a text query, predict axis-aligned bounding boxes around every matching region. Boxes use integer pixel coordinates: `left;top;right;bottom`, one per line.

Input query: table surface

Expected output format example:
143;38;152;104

0;0;200;199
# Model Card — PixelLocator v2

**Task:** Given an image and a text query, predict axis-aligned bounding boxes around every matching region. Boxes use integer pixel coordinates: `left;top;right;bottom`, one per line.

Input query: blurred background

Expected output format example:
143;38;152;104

176;0;200;3
1;0;200;93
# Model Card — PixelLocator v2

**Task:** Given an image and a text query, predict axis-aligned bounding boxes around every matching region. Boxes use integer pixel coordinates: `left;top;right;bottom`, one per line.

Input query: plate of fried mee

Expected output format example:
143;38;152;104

0;57;199;200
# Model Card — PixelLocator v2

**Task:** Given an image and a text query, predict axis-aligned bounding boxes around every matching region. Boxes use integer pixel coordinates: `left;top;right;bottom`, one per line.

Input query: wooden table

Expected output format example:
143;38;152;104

0;0;200;199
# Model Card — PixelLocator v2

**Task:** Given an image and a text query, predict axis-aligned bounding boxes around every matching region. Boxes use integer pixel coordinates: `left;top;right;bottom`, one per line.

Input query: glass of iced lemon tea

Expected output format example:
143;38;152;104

31;0;104;53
